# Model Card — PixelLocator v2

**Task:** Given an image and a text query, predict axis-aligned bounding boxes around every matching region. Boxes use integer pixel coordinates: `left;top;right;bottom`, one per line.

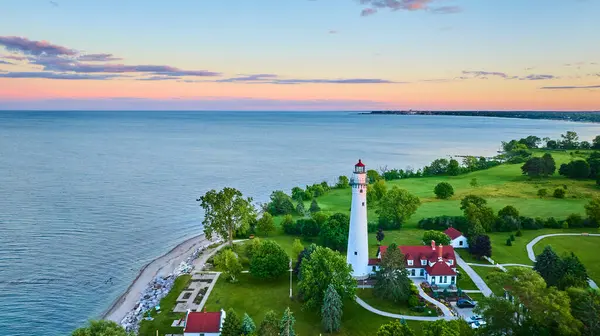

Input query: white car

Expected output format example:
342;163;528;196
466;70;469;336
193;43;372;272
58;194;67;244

469;314;482;321
470;320;486;329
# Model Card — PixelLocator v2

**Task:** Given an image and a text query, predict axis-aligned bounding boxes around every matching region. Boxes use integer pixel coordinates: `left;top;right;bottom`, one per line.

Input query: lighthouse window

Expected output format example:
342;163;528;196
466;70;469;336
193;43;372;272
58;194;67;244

354;251;357;255
362;202;365;206
359;189;363;193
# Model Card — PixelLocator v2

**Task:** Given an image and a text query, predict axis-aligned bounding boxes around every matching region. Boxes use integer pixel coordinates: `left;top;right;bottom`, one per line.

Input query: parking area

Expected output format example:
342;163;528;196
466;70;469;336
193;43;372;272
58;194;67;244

450;302;476;320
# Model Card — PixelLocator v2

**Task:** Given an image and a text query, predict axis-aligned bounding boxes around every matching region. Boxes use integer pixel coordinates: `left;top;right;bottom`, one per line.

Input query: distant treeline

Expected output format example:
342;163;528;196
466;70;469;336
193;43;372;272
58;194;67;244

363;111;600;123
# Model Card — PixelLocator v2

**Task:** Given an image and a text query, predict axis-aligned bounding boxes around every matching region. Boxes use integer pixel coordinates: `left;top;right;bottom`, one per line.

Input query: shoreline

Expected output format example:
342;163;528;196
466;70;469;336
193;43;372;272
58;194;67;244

101;233;213;323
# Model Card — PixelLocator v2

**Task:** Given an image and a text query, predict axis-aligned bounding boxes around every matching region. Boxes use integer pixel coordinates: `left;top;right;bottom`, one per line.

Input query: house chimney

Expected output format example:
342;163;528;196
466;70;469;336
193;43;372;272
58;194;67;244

204;307;207;313
431;240;436;250
438;244;443;261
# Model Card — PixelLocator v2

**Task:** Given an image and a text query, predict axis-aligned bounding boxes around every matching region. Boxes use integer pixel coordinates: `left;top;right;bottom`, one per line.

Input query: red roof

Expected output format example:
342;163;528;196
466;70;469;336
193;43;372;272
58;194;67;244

426;261;457;276
184;311;222;333
368;258;380;266
355;159;365;167
444;227;463;240
379;245;456;268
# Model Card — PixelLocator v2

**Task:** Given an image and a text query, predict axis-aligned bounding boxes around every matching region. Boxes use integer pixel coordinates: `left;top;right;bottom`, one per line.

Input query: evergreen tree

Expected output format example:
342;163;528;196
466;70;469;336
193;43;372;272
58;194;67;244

374;243;413;303
469;234;492;259
295;200;305;216
221;309;242;336
376;319;416;336
258;310;279;336
534;246;562;288
558;252;589;290
376;228;385;245
279;307;296;336
241;313;256;335
542;153;556;176
321;284;343;333
257;212;276;236
309;199;321;213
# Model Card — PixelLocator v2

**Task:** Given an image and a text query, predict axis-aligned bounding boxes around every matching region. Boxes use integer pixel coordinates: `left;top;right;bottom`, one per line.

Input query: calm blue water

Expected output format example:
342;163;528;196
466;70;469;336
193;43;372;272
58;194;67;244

0;111;597;335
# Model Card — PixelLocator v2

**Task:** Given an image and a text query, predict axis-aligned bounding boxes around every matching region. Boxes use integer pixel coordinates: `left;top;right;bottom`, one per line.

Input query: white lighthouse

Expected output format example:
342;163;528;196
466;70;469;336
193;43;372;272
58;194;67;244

346;159;370;278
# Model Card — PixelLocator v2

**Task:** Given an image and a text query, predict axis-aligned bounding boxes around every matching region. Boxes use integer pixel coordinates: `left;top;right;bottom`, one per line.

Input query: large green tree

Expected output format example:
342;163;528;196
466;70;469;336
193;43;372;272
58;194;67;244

422;319;459;336
216;249;243;282
376;320;415;336
298;246;356;309
336;175;350;188
434;182;454;199
421;230;451;246
72;320;132;336
198;187;255;246
534;246;563;288
374;243;413;303
474;295;522;335
585;198;600;225
460;195;487;210
567;288;600;336
321;284;343;333
558;252;589;290
268;190;295;215
221;308;243;336
469;234;492;259
319;212;350;251
258;310;279;336
371;179;388;201
257;212;275;236
464;203;496;232
279;307;296;336
250;240;289;279
376;187;421;229
447;159;461;176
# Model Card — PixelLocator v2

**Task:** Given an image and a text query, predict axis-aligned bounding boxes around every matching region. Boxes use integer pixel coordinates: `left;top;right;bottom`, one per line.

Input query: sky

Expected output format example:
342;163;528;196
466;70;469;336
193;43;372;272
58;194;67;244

0;0;599;111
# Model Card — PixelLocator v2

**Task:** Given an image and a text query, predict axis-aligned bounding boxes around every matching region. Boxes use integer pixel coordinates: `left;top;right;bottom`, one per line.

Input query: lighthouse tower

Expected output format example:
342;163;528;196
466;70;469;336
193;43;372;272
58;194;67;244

346;159;370;278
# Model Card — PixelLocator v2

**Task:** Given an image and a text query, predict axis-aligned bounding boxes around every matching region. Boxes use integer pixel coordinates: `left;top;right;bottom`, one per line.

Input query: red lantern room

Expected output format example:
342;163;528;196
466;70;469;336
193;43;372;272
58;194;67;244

354;159;366;174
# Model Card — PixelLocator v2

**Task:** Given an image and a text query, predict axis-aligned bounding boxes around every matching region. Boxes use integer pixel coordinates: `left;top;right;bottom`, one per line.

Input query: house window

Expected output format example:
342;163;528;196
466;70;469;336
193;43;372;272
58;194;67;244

443;276;447;283
408;260;413;266
431;277;435;284
411;269;416;276
372;266;376;272
362;202;365;206
420;269;424;276
459;240;463;246
451;276;455;284
421;260;427;266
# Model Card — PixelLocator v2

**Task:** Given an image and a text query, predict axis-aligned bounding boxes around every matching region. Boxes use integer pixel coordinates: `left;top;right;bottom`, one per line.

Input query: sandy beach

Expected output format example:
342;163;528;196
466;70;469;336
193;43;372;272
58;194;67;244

102;233;214;323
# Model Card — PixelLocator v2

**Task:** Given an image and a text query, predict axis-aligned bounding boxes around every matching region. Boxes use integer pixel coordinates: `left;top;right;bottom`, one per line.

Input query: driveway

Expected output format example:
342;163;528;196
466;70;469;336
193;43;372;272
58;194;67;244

450;302;475;320
455;252;493;297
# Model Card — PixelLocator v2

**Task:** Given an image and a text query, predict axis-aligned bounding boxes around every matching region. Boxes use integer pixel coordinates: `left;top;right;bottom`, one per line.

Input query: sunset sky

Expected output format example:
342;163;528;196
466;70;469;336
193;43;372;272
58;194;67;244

1;0;599;111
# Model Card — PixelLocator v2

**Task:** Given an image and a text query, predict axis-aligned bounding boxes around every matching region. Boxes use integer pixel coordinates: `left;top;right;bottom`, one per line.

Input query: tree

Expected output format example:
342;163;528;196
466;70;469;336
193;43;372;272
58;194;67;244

460;195;487;210
561;131;580;149
542;153;556;176
546;139;559;149
422;230;451;246
521;155;555;178
424;158;450;175
291;186;305;202
464;203;496;232
294;243;317;277
220;249;242;282
299;218;319;238
268;191;295;215
376;187;421;229
372;179;388;201
281;214;296;235
506;238;512;246
561;160;592;179
244;237;262;259
241;313;256;335
470;177;479;187
221;309;243;336
72;320;132;336
554;188;566;198
534;246;562;288
321;284;343;333
469;235;492;259
250;240;289;279
298;246;356;309
498;205;519;219
258;310;279;336
292;239;304;259
447;159;460;176
374;243;413;303
422;319;459;336
309;199;321;213
336;175;350;188
567;287;600;336
367;169;382;183
295;200;305;216
279;307;296;336
537;188;548;198
376;228;385;245
593;136;600;149
567;213;585;228
319;212;350;251
586;198;600;225
474;295;521;335
376;319;415;336
257;212;275;236
198;187;255;246
559;252;589;290
434;182;454;199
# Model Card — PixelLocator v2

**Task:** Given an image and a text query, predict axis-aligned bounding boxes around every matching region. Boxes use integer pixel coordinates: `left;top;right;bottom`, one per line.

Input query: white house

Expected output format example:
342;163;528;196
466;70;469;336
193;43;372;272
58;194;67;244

444;227;468;248
183;309;226;336
371;240;458;288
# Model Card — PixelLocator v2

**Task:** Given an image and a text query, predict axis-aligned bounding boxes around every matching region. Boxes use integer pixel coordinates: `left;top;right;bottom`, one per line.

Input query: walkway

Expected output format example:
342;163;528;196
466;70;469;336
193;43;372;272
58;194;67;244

413;280;454;317
355;297;455;321
455;252;493;297
526;233;600;290
195;272;221;312
467;263;533;268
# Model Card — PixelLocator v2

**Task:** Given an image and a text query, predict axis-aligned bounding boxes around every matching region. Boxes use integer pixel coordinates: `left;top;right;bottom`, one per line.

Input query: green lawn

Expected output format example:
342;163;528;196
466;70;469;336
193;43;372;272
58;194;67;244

138;274;191;336
470;266;506;296
205;273;427;335
456;265;478;291
466;292;485;302
356;288;434;317
532;236;600;284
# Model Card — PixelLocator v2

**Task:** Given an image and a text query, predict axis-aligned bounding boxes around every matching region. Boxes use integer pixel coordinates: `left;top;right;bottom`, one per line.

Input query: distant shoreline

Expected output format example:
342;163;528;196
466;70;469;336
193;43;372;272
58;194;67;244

362;111;600;123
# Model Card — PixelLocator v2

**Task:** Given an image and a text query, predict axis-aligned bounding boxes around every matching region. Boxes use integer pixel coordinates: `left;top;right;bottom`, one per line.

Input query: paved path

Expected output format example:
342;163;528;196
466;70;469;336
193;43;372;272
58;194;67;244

413;280;454;317
355;297;455;321
526;233;600;290
455;252;493;297
467;263;533;268
195;272;221;312
462;290;482;293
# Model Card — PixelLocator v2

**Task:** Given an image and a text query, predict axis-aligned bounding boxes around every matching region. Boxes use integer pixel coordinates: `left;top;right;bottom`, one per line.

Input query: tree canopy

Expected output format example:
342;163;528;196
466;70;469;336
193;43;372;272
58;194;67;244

434;182;454;199
321;284;343;333
221;309;243;336
421;230;451;246
198;187;255;246
250;240;289;279
374;243;413;303
72;320;133;336
258;310;279;336
376;187;421;229
257;212;275;236
319;212;350;251
279;307;296;336
376;319;415;336
267;190;295;215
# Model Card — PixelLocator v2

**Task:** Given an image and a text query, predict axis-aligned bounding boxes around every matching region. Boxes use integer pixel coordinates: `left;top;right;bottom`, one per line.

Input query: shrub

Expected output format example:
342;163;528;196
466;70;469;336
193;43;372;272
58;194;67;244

282;214;297;235
408;295;420;308
298;218;319;238
506;238;512;246
309;199;321;213
537;188;548;198
434;182;454;199
516;229;523;237
553;188;566;198
545;217;561;229
367;222;378;233
566;213;585;228
510;234;515;241
417;216;469;233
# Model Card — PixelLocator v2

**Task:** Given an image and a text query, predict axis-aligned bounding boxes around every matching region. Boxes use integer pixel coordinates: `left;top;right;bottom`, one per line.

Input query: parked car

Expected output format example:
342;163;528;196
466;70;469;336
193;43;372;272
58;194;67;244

469;314;483;321
457;299;476;308
470;320;487;329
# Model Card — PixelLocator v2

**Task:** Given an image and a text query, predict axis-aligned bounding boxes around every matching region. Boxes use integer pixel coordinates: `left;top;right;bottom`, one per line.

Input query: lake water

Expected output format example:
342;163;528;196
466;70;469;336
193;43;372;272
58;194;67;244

0;111;597;335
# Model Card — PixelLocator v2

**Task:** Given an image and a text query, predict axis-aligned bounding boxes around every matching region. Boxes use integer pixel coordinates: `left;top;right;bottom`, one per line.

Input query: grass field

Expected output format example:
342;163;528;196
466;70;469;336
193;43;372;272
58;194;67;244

532;236;600;284
138;275;191;336
356;288;435;317
470;266;506;296
456;265;478;290
204;273;426;335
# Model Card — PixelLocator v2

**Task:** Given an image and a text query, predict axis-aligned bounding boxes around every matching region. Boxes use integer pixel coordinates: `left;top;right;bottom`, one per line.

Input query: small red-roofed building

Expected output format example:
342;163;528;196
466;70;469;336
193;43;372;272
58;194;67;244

444;227;469;248
374;240;458;289
183;309;225;336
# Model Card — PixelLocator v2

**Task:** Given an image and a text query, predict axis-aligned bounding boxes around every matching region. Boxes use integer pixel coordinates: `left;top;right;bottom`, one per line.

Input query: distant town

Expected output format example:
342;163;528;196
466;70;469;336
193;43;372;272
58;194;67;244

363;111;600;123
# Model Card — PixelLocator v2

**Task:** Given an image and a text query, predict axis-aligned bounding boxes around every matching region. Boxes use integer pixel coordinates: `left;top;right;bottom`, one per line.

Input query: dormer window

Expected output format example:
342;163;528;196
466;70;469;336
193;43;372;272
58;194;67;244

408;260;413;266
421;260;427;266
448;260;453;265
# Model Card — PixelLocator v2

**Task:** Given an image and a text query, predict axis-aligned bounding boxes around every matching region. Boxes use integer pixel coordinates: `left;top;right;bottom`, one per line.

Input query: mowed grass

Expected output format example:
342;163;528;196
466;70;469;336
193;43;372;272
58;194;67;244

533;236;600;284
456;265;478;291
470;266;506;296
204;273;427;335
356;288;433;316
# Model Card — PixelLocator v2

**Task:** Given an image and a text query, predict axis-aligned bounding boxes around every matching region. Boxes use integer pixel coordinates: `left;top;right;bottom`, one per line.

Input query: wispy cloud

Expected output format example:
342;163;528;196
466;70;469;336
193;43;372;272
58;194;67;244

0;71;120;80
214;74;399;84
77;53;122;62
519;74;555;81
1;54;27;61
461;70;557;81
361;8;377;16
0;60;13;65
359;0;460;16
136;76;181;81
49;1;59;7
328;30;338;34
430;6;461;14
0;36;76;56
462;70;510;79
540;84;600;90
